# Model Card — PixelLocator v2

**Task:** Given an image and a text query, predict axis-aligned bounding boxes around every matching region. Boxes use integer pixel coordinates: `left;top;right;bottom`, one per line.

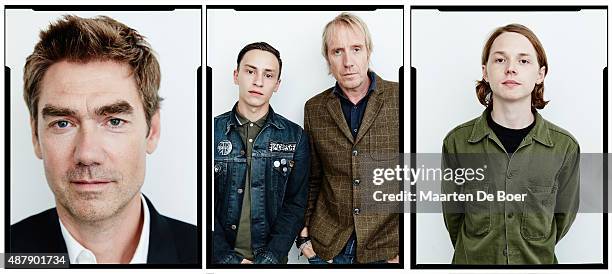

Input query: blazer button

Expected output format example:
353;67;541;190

231;224;237;230
352;150;358;156
353;179;360;186
353;208;360;215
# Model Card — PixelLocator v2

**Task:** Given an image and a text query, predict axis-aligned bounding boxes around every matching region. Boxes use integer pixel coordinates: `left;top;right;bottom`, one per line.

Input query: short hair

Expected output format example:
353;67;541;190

476;24;549;109
321;12;373;64
236;42;282;79
24;15;162;135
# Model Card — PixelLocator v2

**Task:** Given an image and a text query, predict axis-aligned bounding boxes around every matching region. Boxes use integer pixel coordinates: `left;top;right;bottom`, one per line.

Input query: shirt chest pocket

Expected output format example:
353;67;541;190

520;185;557;240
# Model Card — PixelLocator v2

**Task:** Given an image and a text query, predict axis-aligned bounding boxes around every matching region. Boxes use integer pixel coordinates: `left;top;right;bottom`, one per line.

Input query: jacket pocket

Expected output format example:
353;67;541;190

368;121;399;161
269;155;294;214
309;212;341;247
521;185;557;240
462;181;491;236
365;214;399;250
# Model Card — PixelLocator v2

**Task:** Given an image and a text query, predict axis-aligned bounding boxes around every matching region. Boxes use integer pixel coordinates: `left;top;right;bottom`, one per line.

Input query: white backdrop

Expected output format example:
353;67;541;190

207;8;403;263
412;9;606;264
7;9;200;226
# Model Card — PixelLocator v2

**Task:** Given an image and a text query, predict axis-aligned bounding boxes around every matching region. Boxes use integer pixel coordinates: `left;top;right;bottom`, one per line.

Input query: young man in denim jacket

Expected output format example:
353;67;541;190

213;42;310;264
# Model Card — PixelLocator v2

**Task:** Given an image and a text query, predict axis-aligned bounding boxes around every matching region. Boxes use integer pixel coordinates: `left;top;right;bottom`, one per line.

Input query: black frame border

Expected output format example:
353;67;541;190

409;5;609;270
205;5;404;269
3;5;203;269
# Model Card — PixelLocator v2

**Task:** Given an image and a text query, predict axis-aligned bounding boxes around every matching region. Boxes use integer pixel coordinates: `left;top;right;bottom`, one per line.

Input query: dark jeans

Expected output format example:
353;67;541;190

307;232;387;264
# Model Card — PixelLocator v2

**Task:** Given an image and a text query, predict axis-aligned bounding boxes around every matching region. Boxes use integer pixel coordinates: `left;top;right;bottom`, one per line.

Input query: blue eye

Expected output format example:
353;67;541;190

107;118;125;128
56;120;70;128
51;120;73;129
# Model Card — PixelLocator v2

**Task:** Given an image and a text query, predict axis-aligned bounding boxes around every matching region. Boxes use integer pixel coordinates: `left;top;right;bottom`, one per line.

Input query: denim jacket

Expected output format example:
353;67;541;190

213;104;310;264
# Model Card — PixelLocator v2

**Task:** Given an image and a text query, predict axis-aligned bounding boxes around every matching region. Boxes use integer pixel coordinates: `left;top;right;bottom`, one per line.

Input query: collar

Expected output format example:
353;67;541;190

235;107;268;128
59;193;151;264
225;102;283;134
332;70;377;101
468;109;554;147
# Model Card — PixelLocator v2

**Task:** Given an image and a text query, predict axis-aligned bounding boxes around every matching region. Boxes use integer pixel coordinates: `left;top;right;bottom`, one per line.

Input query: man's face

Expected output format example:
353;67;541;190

483;32;546;104
32;60;160;223
234;49;281;109
326;24;370;92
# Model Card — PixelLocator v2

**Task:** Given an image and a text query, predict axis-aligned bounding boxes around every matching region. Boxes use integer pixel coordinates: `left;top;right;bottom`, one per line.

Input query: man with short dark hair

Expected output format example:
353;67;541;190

10;15;197;264
213;42;310;264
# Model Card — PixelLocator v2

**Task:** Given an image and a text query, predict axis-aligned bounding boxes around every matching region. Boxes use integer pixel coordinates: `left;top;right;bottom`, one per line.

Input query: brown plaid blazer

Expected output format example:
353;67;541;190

303;73;400;263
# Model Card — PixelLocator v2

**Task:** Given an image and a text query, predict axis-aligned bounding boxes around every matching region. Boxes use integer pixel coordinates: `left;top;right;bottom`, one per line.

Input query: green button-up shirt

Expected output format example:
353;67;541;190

441;110;580;264
233;110;268;260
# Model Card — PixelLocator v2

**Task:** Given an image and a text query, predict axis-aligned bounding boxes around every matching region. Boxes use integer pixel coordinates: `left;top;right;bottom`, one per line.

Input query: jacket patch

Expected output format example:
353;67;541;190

217;140;232;155
269;141;296;153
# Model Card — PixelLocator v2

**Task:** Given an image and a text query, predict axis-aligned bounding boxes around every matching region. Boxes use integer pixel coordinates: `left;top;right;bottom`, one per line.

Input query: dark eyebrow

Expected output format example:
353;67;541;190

95;100;134;116
41;105;77;119
244;64;276;73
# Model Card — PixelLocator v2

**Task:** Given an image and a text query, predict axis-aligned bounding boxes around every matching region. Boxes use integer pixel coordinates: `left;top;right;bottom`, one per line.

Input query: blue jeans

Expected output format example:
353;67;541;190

307;232;387;264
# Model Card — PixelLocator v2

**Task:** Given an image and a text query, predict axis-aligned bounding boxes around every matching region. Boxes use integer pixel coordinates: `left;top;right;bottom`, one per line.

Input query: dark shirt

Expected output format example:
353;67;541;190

333;71;377;138
486;110;535;154
233;110;268;260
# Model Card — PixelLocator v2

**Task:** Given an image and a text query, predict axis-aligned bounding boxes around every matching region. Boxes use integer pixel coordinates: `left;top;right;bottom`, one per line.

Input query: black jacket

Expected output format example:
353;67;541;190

9;195;199;264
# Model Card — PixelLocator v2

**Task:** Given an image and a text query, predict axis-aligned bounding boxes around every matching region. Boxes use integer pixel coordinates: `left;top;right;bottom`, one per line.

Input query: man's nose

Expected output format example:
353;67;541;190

342;52;354;68
505;61;518;75
73;124;105;166
253;72;264;87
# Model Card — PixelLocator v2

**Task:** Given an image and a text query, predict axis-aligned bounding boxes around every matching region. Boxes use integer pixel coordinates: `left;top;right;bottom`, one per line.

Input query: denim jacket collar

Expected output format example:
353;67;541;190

224;102;284;135
468;109;554;147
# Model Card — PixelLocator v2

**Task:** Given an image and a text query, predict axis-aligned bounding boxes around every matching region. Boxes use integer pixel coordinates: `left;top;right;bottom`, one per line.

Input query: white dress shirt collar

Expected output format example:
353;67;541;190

59;193;150;264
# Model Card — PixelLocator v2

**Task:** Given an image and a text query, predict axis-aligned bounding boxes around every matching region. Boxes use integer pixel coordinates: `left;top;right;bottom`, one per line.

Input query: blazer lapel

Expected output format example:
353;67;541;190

354;87;384;145
326;95;355;143
144;195;180;264
46;209;69;254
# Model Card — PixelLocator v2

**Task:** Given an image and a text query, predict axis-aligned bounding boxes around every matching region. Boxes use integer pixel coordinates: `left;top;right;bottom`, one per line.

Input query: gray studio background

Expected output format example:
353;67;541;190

412;9;606;264
8;10;200;227
208;9;403;263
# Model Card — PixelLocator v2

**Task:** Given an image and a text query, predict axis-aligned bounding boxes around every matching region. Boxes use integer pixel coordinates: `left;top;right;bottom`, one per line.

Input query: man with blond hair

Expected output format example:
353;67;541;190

298;12;400;264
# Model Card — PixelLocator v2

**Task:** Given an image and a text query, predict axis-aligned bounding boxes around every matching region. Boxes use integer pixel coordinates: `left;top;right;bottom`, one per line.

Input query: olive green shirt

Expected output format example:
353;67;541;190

441;110;580;264
233;110;268;260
